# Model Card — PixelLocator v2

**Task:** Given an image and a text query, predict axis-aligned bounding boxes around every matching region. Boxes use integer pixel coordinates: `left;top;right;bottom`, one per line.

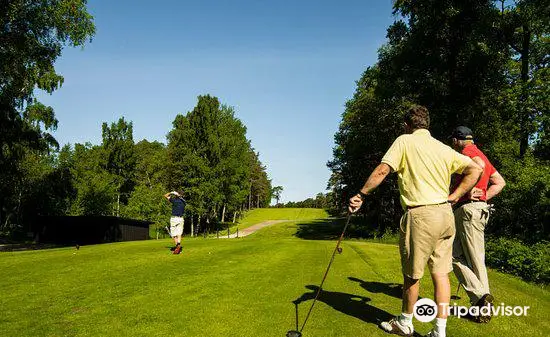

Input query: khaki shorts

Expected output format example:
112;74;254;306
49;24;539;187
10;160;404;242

170;216;184;237
399;203;455;279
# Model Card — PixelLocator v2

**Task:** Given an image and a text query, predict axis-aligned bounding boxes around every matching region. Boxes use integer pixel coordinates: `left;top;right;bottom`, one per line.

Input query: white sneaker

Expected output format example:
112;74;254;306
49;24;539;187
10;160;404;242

380;317;414;336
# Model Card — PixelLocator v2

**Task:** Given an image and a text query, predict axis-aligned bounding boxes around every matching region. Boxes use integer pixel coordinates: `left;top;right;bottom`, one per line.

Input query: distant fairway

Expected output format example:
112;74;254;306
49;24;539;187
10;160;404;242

0;209;548;337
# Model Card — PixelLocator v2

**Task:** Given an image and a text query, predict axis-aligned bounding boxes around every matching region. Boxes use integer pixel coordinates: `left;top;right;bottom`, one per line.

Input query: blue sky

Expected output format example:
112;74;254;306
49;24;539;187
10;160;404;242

38;0;396;202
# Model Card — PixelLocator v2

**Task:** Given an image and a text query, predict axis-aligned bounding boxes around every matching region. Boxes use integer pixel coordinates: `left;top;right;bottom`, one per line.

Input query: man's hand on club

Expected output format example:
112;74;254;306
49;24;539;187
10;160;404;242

348;194;363;213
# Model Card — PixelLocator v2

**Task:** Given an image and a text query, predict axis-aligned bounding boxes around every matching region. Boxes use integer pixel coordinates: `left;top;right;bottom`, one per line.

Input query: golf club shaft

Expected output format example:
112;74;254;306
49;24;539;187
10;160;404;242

295;302;299;331
299;213;352;332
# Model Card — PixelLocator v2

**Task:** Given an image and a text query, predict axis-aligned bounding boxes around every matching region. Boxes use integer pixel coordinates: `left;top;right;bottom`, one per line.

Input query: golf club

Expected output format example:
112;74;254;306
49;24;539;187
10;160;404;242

286;212;353;337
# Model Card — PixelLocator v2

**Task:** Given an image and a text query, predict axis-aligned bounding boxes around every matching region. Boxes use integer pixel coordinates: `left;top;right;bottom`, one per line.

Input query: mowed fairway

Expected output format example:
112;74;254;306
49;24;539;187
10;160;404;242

0;209;548;337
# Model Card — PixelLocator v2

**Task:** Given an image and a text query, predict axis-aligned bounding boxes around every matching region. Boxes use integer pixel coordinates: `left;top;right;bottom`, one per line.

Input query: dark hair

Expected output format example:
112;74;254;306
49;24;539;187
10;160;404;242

177;190;185;197
404;105;430;129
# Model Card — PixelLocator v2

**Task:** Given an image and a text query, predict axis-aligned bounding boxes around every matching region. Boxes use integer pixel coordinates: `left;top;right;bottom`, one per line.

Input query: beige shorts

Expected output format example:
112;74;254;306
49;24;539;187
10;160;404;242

170;216;184;237
399;203;455;279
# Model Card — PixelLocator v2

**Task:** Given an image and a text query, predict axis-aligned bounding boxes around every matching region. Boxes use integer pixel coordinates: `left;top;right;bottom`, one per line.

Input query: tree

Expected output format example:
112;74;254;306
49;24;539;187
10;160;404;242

126;140;170;237
166;95;260;231
499;0;550;157
123;184;171;239
101;117;136;216
271;186;283;206
167;95;223;225
69;143;116;216
134;140;167;188
329;0;549;241
216;105;252;222
248;150;272;209
0;0;95;233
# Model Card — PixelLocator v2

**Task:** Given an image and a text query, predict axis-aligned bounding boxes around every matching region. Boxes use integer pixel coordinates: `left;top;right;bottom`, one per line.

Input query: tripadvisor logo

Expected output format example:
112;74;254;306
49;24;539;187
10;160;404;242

413;298;438;322
413;298;530;322
444;302;530;319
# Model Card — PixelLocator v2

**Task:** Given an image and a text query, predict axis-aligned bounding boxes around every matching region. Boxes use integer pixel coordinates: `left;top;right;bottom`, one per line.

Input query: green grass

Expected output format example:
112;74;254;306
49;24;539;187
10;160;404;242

225;208;328;233
0;209;548;336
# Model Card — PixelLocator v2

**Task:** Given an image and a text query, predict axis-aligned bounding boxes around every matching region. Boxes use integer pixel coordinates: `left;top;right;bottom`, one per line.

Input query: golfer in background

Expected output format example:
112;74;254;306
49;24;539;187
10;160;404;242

164;190;186;255
450;126;506;323
349;106;482;337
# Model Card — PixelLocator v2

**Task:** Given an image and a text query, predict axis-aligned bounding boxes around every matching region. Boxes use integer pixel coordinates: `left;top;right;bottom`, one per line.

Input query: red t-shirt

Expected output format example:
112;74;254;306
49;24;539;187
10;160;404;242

453;144;496;202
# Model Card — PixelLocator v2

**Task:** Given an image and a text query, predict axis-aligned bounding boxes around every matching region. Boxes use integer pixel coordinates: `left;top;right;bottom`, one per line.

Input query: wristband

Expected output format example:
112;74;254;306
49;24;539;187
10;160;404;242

358;191;368;200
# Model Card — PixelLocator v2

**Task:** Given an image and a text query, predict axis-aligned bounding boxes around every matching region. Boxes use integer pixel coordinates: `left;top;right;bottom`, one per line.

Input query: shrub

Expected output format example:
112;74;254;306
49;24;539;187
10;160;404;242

486;237;550;284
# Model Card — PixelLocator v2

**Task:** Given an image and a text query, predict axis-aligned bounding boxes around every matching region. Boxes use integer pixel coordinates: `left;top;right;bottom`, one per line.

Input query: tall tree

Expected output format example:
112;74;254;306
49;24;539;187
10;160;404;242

101;117;136;216
69;143;116;216
499;0;550;157
271;186;283;206
216;105;252;222
167;95;259;228
167;95;221;222
248;150;272;209
134;140;167;188
0;0;95;233
123;184;171;239
329;0;549;240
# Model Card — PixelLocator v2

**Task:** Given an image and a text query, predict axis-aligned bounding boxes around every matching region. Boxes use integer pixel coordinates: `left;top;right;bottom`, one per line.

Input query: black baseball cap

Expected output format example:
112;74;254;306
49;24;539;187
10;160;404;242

450;126;474;140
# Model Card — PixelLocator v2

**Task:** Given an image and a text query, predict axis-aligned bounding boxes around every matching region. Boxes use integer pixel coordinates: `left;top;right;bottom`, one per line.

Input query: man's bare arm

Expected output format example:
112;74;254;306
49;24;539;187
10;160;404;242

349;163;392;213
486;171;506;201
472;156;485;170
448;161;483;204
360;163;392;194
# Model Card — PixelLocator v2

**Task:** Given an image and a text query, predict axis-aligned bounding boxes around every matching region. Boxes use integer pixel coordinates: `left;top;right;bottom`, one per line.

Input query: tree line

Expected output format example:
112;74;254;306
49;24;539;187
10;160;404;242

328;0;549;243
0;2;274;240
276;192;335;210
2;95;272;239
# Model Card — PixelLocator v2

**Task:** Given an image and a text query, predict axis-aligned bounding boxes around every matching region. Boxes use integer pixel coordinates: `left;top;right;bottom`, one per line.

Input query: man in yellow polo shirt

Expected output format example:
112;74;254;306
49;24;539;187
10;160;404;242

349;105;482;337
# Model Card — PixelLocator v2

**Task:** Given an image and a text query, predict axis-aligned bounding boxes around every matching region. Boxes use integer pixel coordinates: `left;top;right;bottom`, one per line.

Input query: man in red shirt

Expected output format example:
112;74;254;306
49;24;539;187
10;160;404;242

450;126;506;323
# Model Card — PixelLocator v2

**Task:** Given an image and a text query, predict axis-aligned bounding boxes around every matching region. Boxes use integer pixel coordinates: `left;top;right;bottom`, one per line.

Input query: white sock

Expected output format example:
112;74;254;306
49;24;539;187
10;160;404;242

399;312;413;326
435;318;446;337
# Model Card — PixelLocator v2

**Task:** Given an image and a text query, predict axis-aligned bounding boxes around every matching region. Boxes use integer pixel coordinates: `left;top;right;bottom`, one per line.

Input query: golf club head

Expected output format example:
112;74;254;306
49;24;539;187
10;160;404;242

286;330;302;337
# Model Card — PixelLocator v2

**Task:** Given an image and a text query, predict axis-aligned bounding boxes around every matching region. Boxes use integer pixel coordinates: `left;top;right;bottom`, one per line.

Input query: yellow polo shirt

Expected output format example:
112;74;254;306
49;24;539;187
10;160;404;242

381;129;472;210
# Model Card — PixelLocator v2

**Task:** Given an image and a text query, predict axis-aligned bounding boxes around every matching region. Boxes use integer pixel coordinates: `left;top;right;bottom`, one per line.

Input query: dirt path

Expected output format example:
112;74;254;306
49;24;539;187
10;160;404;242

218;220;289;238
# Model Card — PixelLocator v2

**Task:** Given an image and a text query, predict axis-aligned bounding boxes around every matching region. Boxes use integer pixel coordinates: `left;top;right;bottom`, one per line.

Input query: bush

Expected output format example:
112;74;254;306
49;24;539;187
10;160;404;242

486;237;550;284
485;147;550;243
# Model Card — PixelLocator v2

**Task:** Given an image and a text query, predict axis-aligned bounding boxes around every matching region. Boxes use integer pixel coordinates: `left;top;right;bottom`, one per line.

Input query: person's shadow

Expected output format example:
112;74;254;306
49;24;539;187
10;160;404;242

292;280;424;336
293;285;393;327
348;276;403;299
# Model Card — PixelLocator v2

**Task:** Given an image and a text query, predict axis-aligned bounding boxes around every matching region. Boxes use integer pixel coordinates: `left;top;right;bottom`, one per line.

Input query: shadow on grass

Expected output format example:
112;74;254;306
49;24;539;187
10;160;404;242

348;277;403;300
294;217;395;242
293;284;392;327
294;218;345;240
292;282;423;336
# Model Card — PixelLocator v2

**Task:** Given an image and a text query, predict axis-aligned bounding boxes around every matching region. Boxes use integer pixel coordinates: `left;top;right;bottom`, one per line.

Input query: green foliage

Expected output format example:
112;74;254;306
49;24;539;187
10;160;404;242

271;185;283;205
282;192;334;209
486;150;550;241
498;0;550;156
166;95;270;224
215;105;254;212
123;183;171;239
486;237;550;284
329;0;550;241
248;150;272;208
69;143;116;216
101;117;136;215
134;140;167;188
167;95;225;216
0;149;74;237
0;0;95;234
